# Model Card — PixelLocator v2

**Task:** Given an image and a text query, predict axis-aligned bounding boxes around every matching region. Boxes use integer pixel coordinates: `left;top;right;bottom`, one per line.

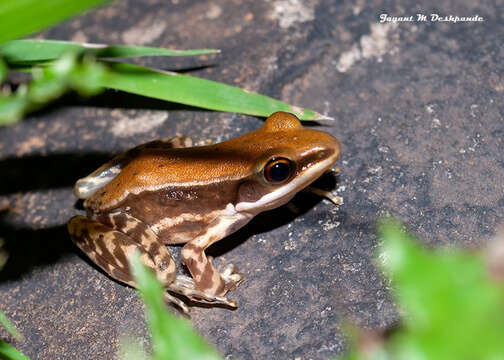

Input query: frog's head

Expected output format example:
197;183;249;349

230;112;341;214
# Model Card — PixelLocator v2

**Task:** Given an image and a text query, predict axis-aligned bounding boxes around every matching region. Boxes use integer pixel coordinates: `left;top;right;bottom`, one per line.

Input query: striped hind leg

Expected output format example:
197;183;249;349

68;213;237;311
100;212;240;308
67;215;187;309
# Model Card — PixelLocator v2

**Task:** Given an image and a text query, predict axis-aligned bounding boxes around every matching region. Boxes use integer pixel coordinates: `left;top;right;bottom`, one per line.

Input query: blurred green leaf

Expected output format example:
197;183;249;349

0;58;6;82
2;51;327;125
0;312;20;341
0;0;111;44
0;0;329;124
0;340;30;360
344;220;504;360
128;252;222;360
0;40;219;64
0;53;110;125
377;220;504;360
0;95;29;125
100;61;327;120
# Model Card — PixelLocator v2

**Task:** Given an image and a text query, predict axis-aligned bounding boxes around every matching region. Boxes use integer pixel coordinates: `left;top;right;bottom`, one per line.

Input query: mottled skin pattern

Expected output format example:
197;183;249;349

68;112;340;311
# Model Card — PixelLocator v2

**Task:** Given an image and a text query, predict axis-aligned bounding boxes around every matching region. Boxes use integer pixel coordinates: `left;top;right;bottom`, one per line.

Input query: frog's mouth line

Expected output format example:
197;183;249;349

235;153;339;213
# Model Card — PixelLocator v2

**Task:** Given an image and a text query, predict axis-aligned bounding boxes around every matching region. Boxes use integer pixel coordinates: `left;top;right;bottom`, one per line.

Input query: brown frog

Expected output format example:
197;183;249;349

68;112;340;312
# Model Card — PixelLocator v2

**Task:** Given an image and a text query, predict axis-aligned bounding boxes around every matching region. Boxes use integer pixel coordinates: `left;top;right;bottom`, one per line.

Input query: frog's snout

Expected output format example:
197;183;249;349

314;132;341;167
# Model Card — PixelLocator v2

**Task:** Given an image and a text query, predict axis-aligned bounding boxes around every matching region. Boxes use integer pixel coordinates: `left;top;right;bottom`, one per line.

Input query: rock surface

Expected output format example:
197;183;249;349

0;1;502;359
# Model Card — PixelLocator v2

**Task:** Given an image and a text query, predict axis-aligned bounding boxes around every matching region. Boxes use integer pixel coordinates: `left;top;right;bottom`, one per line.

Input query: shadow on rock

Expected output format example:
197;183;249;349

0;152;115;195
0;222;73;283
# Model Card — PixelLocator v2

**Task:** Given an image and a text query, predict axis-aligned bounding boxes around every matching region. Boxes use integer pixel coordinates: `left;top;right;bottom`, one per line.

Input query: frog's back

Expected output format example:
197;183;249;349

73;136;195;202
76;112;339;212
78;145;255;212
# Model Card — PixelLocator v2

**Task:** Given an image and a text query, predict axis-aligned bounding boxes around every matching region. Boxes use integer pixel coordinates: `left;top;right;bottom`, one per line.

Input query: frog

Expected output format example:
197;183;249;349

68;111;341;312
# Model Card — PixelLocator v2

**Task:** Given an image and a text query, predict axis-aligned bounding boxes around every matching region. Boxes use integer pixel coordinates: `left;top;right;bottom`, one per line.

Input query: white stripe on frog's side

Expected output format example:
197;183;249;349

151;213;208;234
89;174;247;209
151;203;238;235
235;155;337;213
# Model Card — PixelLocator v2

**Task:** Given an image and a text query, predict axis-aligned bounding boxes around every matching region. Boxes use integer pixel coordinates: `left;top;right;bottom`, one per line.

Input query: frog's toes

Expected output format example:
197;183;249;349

208;258;243;288
221;263;244;290
221;263;239;278
175;274;197;289
167;283;236;308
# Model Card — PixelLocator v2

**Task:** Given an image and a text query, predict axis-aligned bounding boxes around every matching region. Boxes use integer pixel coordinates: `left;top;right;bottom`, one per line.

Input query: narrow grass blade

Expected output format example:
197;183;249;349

0;340;30;360
100;62;327;120
0;311;20;340
0;0;111;44
129;252;222;360
0;58;6;82
0;40;219;64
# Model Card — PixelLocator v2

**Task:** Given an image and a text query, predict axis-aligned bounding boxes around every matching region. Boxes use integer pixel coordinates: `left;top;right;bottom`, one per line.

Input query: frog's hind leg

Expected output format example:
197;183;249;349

99;212;238;308
68;215;193;311
68;216;176;287
69;213;235;311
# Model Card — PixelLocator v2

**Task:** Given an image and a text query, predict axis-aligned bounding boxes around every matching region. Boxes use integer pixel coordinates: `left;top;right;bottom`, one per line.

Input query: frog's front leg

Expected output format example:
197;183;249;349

181;215;249;297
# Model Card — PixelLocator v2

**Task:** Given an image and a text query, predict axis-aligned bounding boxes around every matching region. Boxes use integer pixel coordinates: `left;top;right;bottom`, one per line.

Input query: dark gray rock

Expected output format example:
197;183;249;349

0;0;502;359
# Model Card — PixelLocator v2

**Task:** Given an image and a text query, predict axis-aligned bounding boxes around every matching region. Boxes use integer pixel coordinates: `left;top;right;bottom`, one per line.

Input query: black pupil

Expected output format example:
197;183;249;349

269;161;290;182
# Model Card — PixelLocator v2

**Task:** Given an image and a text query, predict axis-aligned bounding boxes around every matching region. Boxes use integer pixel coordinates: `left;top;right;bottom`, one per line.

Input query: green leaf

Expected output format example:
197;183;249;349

373;220;504;360
0;57;6;82
0;0;111;44
0;53;111;125
2;55;328;124
0;96;28;125
99;61;328;120
0;40;219;64
0;340;30;360
128;252;222;360
0;311;20;340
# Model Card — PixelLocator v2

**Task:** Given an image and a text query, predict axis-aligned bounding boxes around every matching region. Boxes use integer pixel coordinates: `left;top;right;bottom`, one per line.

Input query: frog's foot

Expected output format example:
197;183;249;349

220;263;244;291
206;256;243;292
168;275;237;308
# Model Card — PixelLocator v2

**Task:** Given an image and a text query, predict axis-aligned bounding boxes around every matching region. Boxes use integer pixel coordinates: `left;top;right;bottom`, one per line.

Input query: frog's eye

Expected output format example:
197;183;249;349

264;158;294;184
